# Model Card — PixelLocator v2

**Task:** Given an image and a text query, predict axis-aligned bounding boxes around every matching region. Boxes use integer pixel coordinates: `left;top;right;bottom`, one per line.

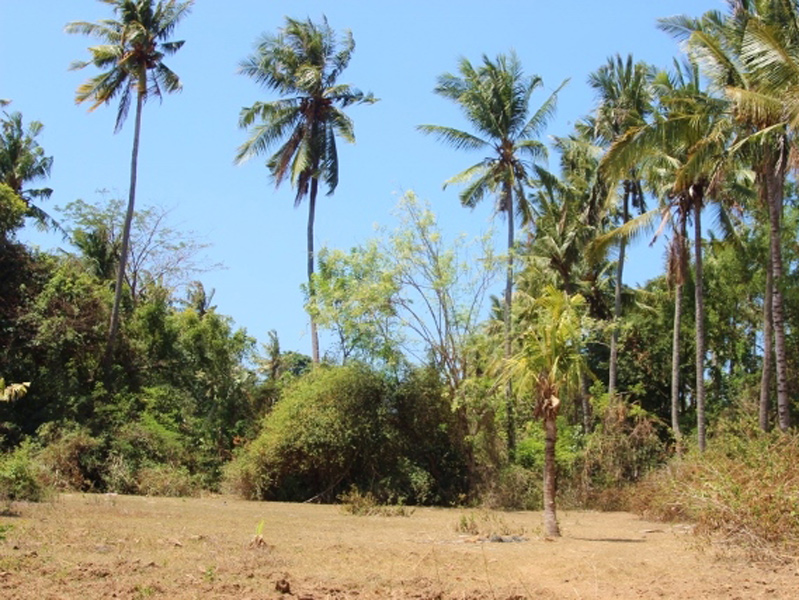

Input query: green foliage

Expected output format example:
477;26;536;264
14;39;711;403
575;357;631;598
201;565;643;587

226;364;468;504
632;419;799;560
0;440;48;502
225;364;389;501
516;416;581;474
0;183;26;238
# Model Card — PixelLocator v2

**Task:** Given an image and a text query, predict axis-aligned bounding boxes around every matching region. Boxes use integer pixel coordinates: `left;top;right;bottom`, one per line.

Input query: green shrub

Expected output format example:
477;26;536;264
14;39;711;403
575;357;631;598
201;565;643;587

224;364;389;501
0;440;48;502
630;419;799;560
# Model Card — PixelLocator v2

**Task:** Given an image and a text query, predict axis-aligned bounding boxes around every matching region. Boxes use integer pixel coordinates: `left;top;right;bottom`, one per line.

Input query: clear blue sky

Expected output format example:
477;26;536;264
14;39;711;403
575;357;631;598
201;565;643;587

1;0;721;356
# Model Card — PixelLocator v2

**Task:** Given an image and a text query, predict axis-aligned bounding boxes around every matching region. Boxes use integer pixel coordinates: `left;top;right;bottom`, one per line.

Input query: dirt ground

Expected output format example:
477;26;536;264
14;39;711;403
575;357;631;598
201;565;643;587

1;493;798;599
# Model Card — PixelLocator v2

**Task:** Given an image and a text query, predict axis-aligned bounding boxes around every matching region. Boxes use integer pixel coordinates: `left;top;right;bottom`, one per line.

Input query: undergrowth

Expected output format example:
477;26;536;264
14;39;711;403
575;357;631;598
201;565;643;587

630;418;799;562
339;487;415;517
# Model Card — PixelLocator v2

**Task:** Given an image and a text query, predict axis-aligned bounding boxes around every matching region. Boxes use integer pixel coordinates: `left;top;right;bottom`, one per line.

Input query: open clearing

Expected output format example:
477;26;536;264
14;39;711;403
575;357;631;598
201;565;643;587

1;494;798;599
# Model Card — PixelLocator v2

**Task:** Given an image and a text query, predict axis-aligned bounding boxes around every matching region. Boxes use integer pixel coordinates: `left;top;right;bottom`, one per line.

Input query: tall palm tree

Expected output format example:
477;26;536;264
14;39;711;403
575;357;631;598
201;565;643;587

588;54;653;398
236;16;376;364
419;52;566;457
66;0;194;363
659;0;795;431
0;108;56;231
603;61;732;450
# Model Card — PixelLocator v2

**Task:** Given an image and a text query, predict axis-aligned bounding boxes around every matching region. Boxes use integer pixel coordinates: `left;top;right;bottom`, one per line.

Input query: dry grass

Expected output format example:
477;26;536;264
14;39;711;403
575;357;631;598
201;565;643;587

1;493;798;599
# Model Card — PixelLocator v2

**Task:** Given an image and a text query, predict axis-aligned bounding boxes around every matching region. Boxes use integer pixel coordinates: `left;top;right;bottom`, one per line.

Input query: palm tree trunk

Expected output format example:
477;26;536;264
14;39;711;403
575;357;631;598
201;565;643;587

105;89;143;364
759;257;773;432
693;193;706;452
543;410;560;537
504;181;516;459
671;280;683;442
766;166;790;431
308;176;320;364
608;185;630;398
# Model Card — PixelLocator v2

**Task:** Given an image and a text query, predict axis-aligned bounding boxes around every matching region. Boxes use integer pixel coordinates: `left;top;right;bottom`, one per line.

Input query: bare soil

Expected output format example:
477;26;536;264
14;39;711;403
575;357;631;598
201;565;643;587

1;493;798;599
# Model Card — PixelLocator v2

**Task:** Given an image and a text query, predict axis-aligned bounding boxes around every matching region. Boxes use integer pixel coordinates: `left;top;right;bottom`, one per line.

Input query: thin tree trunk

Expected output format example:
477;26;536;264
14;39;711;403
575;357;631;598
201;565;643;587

608;185;630;398
759;257;773;432
105;89;143;364
308;176;320;364
693;192;706;452
766;165;790;431
504;181;516;459
543;410;560;537
670;210;686;444
670;281;683;442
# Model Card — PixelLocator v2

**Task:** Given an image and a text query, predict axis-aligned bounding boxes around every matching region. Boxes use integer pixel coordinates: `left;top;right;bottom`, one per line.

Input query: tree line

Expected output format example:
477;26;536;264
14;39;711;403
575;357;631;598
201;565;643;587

3;0;799;539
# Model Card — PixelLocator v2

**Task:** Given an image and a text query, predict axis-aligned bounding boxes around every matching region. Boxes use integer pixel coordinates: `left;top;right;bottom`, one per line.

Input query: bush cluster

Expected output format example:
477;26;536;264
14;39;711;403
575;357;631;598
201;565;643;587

630;419;799;560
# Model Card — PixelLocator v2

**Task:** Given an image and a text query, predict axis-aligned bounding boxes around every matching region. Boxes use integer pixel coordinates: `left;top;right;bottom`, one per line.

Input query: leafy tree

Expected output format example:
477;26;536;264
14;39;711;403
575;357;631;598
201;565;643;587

307;242;402;367
61;197;217;302
236;16;377;364
419;52;566;456
0;109;55;231
0;183;27;242
66;0;194;363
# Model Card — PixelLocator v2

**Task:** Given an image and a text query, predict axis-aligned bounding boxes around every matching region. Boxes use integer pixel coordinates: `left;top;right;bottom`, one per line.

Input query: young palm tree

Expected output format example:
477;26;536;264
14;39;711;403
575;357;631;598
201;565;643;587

506;285;590;537
0;109;56;231
419;52;566;457
236;16;377;364
588;54;653;398
66;0;194;363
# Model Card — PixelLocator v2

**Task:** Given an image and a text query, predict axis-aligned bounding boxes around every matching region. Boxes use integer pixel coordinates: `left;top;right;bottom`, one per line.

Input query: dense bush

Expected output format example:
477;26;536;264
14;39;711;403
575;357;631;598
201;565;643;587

0;440;49;503
225;364;469;504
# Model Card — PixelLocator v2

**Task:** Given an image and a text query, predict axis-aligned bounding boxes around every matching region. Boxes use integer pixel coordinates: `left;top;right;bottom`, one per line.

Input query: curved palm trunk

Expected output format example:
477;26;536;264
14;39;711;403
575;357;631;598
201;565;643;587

766;166;790;431
105;89;144;364
608;185;630;398
759;258;773;432
542;409;560;537
308;176;320;364
693;194;706;452
504;181;516;459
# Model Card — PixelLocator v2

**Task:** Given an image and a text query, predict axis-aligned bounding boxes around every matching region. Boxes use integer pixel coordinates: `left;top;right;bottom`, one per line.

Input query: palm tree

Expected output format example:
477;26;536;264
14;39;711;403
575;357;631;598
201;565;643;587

419;52;566;457
66;0;194;363
603;61;732;450
235;16;377;364
506;285;590;537
659;0;795;431
588;54;653;398
0;108;56;230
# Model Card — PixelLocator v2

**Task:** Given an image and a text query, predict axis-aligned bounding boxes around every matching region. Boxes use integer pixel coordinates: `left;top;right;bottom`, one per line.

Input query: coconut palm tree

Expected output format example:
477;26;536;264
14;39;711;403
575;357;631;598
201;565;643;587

588;54;653;398
419;52;566;457
236;16;377;364
506;285;590;537
602;61;733;450
66;0;194;363
0;108;56;231
659;0;796;431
